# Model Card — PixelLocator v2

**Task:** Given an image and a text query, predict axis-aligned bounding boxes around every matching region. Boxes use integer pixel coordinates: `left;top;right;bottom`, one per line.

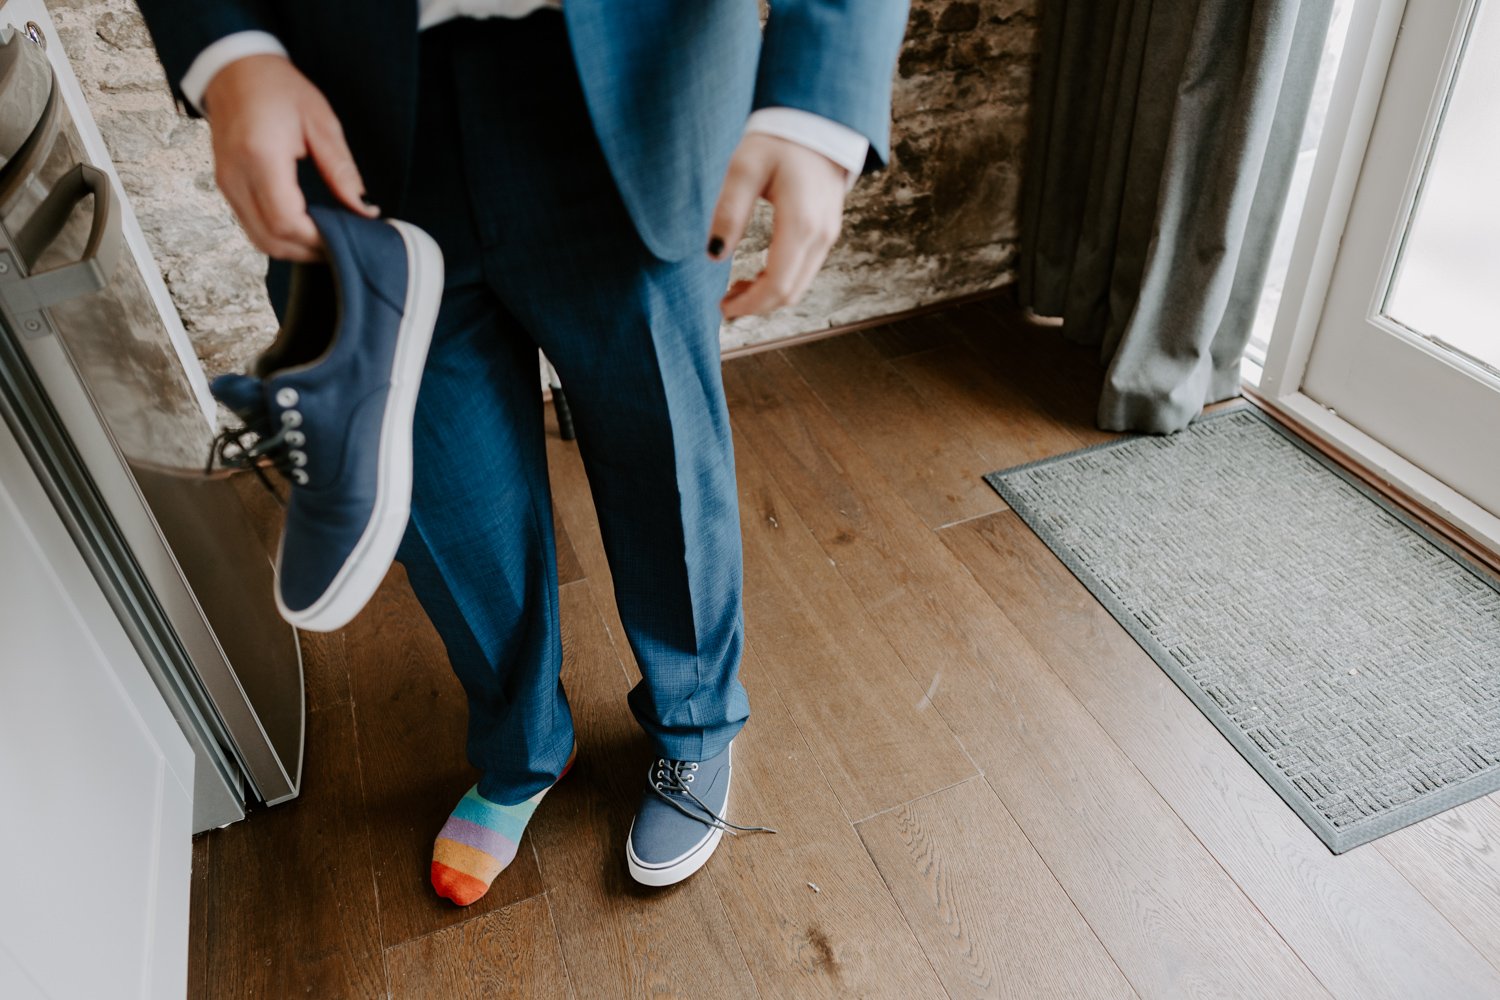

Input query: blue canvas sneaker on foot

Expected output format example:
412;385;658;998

209;206;442;632
625;742;775;887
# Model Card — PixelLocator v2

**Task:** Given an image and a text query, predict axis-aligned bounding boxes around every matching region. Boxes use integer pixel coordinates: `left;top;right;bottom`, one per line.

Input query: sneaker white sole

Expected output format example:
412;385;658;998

625;767;732;887
275;220;444;632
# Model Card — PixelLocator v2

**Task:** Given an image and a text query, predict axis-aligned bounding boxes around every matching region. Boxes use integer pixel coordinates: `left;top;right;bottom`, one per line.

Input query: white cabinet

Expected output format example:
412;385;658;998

0;411;193;999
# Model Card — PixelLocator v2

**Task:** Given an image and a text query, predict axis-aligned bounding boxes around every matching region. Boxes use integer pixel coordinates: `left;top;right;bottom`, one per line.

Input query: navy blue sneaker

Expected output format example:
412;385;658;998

210;371;273;434
625;742;776;886
210;206;442;632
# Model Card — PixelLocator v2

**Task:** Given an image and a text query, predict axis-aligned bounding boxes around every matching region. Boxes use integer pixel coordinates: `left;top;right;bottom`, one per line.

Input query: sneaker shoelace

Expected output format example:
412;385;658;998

206;387;312;507
205;422;298;507
650;759;777;837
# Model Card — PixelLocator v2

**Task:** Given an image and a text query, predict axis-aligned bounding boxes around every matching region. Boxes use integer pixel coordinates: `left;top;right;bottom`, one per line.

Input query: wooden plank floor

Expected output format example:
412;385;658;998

198;298;1500;998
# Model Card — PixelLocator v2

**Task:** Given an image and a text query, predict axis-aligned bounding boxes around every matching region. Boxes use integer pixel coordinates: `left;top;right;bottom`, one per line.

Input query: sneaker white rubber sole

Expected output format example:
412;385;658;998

275;220;443;632
625;766;732;887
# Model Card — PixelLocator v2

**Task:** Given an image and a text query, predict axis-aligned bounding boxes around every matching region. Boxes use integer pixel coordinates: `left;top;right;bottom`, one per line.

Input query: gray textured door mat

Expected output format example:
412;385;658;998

985;404;1500;852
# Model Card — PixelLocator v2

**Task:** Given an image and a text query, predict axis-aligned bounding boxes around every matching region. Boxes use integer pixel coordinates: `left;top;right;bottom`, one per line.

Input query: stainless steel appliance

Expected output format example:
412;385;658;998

0;20;302;831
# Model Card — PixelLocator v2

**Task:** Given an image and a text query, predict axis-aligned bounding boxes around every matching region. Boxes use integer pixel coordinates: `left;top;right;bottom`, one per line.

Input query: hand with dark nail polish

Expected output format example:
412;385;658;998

708;133;848;319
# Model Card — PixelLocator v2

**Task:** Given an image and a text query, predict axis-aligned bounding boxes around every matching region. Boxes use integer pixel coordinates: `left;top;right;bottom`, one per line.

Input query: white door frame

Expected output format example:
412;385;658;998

1255;0;1500;555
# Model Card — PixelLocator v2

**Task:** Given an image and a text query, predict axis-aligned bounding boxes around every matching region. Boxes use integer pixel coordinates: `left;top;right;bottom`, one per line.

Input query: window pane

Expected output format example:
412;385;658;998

1384;0;1500;374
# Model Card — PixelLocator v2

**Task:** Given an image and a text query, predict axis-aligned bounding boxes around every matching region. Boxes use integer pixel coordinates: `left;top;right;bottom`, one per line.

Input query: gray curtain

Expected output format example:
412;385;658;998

1018;0;1335;433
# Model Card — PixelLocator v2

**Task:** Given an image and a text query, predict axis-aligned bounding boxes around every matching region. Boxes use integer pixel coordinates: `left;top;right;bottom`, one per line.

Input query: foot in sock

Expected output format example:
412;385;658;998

431;746;577;906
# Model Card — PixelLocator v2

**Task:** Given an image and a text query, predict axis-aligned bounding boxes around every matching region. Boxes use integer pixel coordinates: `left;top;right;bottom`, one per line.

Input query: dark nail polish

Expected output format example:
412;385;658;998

707;236;725;257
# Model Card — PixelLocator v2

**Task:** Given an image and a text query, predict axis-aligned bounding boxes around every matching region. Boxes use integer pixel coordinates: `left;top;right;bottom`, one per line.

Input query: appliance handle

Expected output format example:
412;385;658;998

0;22;60;211
6;162;121;310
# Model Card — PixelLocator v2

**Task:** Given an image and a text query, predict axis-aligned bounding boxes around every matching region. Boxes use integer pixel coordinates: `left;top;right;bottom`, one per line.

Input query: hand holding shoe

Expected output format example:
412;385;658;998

201;54;377;262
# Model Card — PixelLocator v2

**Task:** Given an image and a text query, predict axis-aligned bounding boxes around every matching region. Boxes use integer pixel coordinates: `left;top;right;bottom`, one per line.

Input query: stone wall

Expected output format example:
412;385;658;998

44;0;1037;375
727;0;1038;350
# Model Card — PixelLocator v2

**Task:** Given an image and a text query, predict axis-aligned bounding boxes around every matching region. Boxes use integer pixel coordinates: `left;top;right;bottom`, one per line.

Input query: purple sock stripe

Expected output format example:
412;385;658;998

437;815;520;858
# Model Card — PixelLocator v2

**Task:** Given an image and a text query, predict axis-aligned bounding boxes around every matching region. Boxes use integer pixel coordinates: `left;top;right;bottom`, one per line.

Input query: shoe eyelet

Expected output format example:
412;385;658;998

289;450;308;467
275;387;299;407
285;430;305;446
689;763;699;771
281;409;302;428
292;469;309;486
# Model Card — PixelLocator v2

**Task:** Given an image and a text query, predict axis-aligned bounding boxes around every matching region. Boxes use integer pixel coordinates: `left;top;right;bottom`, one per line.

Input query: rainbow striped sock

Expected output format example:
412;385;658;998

431;747;576;906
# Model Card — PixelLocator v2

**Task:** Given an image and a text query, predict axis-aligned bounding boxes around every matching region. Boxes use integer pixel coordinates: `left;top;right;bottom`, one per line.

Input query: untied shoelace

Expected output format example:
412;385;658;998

650;758;777;836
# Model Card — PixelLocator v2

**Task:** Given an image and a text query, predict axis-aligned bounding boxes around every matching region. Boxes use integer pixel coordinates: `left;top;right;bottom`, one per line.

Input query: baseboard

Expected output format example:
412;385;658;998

718;285;1013;362
542;285;1014;401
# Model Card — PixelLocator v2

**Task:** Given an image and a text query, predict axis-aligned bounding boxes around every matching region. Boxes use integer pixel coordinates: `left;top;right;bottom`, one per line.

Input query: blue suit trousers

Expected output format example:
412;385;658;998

394;15;750;804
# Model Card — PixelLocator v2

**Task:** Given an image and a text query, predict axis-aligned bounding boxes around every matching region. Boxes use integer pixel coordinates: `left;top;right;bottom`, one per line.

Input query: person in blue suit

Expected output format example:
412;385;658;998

134;0;908;895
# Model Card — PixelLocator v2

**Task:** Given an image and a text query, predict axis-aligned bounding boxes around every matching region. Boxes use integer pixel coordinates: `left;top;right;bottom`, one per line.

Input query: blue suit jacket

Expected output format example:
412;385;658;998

133;1;909;261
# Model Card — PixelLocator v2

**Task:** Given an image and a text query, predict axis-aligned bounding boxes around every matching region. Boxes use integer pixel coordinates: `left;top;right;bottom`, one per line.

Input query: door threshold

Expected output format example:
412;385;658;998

1244;385;1500;577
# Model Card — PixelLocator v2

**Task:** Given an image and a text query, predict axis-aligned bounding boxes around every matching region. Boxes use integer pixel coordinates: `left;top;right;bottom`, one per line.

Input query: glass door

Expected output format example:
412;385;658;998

1296;0;1500;517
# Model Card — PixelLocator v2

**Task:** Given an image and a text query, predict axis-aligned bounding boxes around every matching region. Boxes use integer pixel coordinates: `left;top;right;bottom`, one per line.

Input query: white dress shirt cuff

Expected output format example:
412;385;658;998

180;31;289;114
744;108;869;191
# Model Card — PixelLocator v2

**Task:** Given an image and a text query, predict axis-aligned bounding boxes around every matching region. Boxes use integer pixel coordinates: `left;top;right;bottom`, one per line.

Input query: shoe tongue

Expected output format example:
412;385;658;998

209;373;268;425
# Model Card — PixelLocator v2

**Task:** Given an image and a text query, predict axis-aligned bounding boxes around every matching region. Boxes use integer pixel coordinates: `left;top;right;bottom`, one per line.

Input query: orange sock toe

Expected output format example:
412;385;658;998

431;861;490;906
